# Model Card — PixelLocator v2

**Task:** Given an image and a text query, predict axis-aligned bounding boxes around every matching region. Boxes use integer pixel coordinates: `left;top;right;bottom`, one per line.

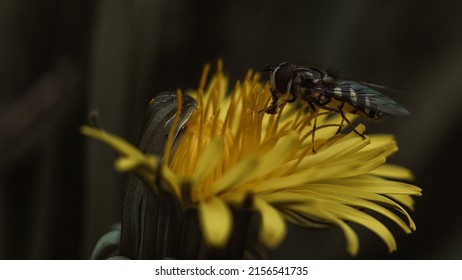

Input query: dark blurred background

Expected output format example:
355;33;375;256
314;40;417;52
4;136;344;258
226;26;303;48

1;0;461;259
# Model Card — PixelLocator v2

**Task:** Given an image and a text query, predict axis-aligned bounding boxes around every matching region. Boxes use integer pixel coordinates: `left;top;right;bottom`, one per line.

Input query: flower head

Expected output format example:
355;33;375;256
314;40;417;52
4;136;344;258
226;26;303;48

82;61;421;257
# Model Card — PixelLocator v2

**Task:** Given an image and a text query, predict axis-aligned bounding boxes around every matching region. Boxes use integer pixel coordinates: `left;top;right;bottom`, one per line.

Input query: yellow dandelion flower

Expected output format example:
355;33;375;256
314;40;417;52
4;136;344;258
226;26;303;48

83;61;421;258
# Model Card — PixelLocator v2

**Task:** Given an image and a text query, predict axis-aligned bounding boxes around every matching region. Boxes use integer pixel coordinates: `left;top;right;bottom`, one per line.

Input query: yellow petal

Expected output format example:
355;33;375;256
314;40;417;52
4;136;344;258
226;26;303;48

335;218;360;256
81;126;159;185
115;157;141;171
366;134;396;149
81;126;149;161
290;184;416;229
161;166;181;196
259;191;317;205
287;202;360;255
323;192;412;233
209;156;260;194
350;182;422;195
328;204;397;252
322;176;422;195
191;138;224;185
254;197;286;249
198;196;232;247
371;164;415;180
387;194;417;212
248;134;298;180
298;136;370;169
249;153;386;194
220;192;247;206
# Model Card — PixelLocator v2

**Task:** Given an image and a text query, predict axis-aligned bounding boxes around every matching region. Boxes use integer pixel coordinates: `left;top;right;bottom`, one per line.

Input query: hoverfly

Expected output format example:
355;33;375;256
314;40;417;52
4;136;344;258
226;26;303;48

261;62;409;138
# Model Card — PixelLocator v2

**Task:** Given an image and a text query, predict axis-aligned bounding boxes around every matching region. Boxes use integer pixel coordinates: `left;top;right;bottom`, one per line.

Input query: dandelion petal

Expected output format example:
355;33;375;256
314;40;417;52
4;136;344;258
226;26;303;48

330;204;397;252
192;138;224;185
115;157;141;171
198;196;232;247
250;134;298;180
210;156;260;194
81;126;145;159
371;164;415;180
254;198;286;249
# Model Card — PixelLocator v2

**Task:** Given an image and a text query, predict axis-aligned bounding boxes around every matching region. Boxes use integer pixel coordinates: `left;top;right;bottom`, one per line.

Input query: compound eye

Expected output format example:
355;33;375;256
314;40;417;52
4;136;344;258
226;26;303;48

274;63;294;93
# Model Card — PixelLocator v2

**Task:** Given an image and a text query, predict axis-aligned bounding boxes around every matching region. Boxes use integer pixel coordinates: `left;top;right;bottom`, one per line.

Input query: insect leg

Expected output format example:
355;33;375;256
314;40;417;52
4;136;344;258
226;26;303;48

284;91;297;103
335;119;345;135
337;103;365;139
314;101;360;138
309;103;318;154
336;107;359;134
260;88;279;114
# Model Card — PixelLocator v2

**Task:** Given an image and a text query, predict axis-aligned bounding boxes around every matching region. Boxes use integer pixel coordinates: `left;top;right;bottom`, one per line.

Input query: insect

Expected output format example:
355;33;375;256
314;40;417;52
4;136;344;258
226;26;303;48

261;62;410;138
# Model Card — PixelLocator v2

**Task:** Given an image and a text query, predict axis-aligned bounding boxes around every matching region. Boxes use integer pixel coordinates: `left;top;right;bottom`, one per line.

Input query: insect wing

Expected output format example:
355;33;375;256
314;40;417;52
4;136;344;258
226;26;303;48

321;80;410;117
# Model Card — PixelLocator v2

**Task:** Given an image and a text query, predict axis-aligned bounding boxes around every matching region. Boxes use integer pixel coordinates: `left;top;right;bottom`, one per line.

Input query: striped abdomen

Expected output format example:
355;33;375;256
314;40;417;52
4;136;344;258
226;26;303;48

326;80;409;119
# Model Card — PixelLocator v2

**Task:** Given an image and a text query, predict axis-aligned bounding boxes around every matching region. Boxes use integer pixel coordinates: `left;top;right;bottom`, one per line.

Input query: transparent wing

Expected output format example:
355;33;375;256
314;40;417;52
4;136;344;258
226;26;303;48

320;80;410;117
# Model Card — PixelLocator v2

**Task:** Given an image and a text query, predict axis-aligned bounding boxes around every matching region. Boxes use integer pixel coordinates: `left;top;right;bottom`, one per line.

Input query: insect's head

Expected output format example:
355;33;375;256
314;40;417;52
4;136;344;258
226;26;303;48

266;62;295;94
